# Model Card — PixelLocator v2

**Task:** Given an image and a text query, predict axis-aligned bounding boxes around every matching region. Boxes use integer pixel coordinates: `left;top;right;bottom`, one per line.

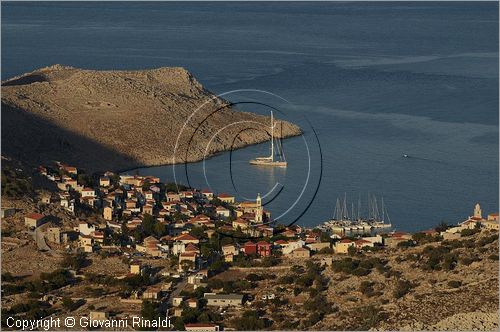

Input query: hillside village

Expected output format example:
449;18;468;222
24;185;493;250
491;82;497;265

1;159;499;330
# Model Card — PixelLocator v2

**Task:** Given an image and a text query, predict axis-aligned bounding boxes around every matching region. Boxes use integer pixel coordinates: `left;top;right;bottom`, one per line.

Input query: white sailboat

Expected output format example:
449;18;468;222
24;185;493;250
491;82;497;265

249;111;287;167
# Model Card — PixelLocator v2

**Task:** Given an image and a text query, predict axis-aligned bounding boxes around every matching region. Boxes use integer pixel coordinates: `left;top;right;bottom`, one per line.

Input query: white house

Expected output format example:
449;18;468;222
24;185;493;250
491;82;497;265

81;188;96;198
282;240;305;255
172;242;186;255
76;222;96;236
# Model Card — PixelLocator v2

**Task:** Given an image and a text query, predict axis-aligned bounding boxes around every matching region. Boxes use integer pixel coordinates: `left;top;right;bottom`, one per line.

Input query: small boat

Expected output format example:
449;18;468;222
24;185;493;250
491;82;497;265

403;154;409;158
250;111;287;167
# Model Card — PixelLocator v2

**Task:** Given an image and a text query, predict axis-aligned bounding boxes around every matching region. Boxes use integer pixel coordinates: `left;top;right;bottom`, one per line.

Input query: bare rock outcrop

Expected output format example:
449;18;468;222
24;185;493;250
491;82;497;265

2;65;301;171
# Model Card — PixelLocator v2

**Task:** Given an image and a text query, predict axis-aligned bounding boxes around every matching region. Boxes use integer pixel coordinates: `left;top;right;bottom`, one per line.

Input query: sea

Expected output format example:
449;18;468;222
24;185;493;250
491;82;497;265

2;2;498;232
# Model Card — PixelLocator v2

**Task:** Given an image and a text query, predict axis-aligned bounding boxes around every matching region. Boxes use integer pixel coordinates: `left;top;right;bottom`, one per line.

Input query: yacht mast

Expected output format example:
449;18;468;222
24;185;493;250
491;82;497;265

382;197;385;222
357;196;361;221
343;193;348;220
270;111;274;161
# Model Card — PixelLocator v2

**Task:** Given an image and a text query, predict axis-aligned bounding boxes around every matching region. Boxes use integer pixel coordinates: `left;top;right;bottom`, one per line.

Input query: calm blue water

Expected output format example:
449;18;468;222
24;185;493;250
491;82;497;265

2;2;498;231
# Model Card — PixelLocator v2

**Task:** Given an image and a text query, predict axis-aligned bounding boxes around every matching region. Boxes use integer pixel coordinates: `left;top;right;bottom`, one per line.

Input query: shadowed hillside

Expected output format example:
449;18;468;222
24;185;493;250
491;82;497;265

1;65;301;171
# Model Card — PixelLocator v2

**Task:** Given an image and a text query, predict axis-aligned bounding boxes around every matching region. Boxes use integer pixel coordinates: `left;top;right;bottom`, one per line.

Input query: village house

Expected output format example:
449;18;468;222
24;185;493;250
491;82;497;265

179;251;197;270
222;244;238;262
60;164;78;175
81;187;96;198
166;192;181;202
282;239;305;255
142;286;162;300
306;242;331;252
136;236;163;257
217;193;235;204
282;229;298;238
172;296;184;307
355;239;374;250
144;190;154;200
215;206;231;219
79;234;94;253
175;233;200;245
204;293;244;307
201;189;214;200
487;213;499;222
103;206;113;221
335;239;355;254
127;218;143;230
244;241;257;255
187;298;198;309
172;241;186;255
361;235;384;245
60;194;75;213
91;231;105;243
130;261;144;275
482;210;499;230
255;225;274;237
256;241;272;257
273;239;288;249
99;177;111;187
188;214;213;227
188;274;206;286
142;204;154;215
289;247;311;258
24;213;45;228
62;177;78;190
384;232;413;248
75;221;96;236
232;218;250;231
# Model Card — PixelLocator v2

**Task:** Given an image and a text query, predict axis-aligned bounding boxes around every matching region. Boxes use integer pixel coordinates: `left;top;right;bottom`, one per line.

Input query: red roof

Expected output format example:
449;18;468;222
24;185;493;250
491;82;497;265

185;243;199;252
26;213;44;220
340;239;354;243
175;234;198;241
218;193;234;198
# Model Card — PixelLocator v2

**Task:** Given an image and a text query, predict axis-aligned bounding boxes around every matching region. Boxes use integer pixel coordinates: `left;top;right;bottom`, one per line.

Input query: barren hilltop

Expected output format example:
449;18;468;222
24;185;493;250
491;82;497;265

2;65;301;171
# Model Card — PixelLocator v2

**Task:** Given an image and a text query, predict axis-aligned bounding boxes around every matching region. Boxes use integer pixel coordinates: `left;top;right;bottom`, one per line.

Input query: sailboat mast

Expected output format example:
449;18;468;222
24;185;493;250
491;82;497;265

381;197;385;222
343;193;348;220
357;196;361;221
270;111;274;161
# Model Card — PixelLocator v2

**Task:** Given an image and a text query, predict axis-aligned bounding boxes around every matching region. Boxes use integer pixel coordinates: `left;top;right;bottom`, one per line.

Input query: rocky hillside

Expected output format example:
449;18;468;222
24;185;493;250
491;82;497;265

2;65;301;171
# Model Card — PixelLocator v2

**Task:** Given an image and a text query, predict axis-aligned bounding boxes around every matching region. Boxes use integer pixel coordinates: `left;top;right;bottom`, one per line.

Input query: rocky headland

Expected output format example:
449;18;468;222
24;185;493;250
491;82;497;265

2;65;301;171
